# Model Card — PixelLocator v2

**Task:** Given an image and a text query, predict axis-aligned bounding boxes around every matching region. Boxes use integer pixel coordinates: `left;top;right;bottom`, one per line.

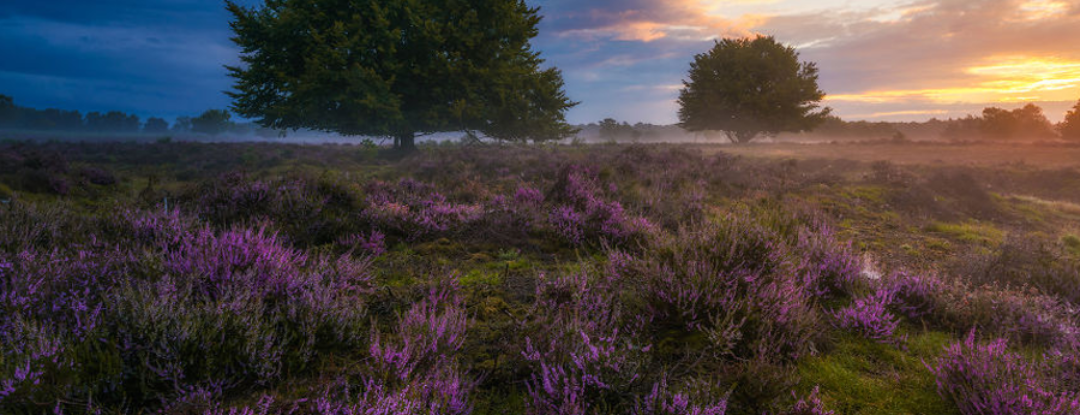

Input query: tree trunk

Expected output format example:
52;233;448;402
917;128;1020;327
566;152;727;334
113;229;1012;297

395;132;417;152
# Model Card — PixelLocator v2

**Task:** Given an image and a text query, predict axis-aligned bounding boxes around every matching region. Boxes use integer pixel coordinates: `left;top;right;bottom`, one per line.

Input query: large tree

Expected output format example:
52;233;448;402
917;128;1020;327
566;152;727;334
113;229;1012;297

225;0;577;150
678;36;830;144
1060;99;1080;140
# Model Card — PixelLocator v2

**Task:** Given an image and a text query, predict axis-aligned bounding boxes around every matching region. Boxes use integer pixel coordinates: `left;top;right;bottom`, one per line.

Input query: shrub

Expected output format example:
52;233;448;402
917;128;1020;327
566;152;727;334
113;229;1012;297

0;216;375;412
927;331;1080;415
78;166;117;186
831;290;901;345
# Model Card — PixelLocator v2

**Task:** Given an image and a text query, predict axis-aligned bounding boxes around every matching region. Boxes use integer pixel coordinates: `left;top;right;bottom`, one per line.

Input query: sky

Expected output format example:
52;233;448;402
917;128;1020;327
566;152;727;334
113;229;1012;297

1;0;1079;125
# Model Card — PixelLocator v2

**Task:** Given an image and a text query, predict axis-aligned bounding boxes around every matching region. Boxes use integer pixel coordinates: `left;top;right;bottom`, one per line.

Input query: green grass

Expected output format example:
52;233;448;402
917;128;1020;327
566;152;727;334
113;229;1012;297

925;221;1005;247
1063;234;1080;256
797;331;959;415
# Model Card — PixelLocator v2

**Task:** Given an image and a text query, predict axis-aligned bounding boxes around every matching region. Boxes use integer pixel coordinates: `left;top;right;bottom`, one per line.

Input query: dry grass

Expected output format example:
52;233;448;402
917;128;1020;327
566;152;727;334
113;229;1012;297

707;142;1080;168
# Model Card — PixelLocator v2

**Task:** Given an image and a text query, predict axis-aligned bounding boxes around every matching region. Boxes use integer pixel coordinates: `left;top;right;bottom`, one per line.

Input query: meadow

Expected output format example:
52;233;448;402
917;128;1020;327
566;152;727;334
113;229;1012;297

2;140;1079;414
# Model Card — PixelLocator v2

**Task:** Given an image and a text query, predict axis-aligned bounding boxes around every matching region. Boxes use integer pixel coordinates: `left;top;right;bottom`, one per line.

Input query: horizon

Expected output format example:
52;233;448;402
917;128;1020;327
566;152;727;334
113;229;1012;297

1;0;1078;124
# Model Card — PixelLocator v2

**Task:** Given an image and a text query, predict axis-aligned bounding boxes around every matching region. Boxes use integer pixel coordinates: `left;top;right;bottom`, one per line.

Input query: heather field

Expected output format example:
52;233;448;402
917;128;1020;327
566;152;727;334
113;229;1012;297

2;141;1080;414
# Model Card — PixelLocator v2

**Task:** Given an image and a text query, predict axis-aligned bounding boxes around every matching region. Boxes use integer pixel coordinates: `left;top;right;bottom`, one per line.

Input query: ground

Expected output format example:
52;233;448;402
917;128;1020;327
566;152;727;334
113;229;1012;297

1;139;1077;414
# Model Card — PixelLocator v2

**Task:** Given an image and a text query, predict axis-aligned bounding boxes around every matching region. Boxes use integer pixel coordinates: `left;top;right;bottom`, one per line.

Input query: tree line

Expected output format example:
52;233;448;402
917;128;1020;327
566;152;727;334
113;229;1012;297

0;95;273;136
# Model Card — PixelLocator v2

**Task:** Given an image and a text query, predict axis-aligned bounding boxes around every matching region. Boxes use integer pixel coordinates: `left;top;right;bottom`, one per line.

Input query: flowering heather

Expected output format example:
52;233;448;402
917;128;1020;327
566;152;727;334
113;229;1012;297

523;270;647;414
635;378;729;415
775;387;834;415
794;228;864;299
0;215;374;411
831;289;902;344
337;230;387;256
7;142;1080;414
927;331;1080;415
363;178;483;239
881;271;940;320
365;280;475;414
547;165;655;246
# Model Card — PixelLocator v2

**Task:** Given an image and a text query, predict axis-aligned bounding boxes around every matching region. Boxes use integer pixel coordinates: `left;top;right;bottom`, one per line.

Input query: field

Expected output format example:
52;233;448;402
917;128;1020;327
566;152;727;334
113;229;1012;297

2;140;1079;414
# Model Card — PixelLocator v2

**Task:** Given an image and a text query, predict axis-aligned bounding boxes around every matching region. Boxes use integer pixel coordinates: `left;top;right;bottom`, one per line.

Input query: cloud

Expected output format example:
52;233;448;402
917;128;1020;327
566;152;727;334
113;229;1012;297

2;0;1078;124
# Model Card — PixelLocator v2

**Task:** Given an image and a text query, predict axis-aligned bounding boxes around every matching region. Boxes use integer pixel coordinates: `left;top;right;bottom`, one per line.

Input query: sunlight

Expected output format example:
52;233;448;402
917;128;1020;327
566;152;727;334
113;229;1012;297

829;56;1080;103
1018;0;1070;20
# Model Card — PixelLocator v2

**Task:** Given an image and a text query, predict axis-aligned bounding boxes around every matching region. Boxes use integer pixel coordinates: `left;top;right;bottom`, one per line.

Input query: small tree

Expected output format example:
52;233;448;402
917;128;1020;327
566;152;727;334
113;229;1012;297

191;110;233;135
678;36;830;143
144;117;170;134
225;0;577;151
1061;99;1080;140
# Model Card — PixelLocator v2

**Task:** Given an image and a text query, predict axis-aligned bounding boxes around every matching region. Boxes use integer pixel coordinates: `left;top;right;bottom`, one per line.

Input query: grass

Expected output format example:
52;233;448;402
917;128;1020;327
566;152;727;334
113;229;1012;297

1063;234;1080;256
798;331;960;415
925;221;1005;247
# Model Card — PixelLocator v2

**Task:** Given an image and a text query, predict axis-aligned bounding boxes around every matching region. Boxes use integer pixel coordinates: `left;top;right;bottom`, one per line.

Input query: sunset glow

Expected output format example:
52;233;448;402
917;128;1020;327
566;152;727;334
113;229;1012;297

828;57;1080;105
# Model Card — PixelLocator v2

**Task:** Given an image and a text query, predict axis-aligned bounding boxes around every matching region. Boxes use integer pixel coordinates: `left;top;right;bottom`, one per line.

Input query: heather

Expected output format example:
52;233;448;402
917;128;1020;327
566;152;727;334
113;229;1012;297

2;141;1080;414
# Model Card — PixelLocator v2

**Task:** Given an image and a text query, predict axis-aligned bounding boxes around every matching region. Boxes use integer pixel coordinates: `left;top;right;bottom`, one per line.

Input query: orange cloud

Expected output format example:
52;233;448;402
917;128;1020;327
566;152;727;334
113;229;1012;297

827;56;1080;104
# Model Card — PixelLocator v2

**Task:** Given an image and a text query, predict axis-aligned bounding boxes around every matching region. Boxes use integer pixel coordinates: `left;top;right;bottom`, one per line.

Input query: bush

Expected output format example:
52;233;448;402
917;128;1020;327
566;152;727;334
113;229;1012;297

927;331;1080;414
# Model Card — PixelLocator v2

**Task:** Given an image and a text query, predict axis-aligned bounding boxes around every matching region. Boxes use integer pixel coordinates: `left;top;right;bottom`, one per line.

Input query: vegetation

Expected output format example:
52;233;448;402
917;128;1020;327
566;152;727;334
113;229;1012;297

225;0;578;151
1061;99;1080;140
597;118;642;142
191;109;234;136
677;36;830;143
2;141;1079;414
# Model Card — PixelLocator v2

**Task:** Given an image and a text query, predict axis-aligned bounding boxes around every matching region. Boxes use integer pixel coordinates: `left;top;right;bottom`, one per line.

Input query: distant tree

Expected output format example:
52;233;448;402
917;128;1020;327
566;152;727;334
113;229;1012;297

36;109;83;130
85;111;140;133
678;36;830;143
598;118;641;142
144;117;170;134
173;116;193;132
941;115;983;141
979;104;1055;140
0;95;17;128
225;0;577;151
191;110;233;135
1059;99;1080;140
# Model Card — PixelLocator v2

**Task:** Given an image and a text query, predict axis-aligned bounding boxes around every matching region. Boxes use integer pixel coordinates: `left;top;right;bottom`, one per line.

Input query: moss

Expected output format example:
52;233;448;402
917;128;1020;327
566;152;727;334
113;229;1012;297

461;269;502;286
797;331;959;415
841;185;889;204
1063;234;1080;256
925;221;1005;247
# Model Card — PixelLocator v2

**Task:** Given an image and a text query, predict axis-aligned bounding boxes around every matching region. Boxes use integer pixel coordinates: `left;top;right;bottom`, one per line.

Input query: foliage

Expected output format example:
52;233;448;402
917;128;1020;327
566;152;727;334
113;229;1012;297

192;109;235;135
1061;99;1080;140
225;0;577;149
979;104;1056;140
927;331;1080;415
4;141;1080;414
598;118;642;142
143;116;170;134
678;36;830;143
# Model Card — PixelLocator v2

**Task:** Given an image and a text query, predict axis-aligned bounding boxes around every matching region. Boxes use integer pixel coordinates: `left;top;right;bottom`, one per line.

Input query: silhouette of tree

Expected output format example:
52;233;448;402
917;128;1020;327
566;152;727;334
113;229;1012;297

980;104;1055;140
173;116;193;132
191;110;233;135
1060;100;1080;140
144;117;170;134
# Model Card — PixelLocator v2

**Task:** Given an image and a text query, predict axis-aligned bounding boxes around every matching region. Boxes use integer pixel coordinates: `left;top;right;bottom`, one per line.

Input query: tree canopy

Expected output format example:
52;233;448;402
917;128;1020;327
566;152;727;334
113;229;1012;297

677;36;830;143
225;0;577;150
